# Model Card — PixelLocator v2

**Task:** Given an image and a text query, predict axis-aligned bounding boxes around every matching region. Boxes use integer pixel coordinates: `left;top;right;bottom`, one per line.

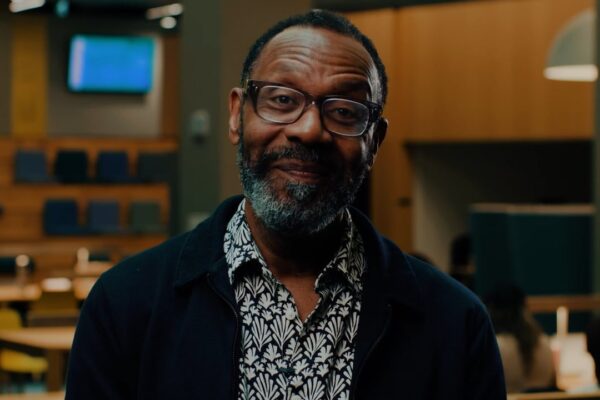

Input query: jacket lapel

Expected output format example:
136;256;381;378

350;207;425;389
173;196;243;289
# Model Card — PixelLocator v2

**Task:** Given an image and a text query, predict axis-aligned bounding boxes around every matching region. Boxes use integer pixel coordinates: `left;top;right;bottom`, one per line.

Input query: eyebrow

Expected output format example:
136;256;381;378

332;80;372;97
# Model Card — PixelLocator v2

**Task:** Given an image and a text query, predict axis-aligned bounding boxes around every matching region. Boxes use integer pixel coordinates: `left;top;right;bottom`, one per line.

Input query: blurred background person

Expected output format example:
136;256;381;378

449;233;475;291
484;283;556;393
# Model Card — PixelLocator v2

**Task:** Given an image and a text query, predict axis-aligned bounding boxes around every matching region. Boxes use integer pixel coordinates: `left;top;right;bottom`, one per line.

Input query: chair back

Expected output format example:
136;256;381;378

96;151;130;183
28;280;79;327
136;152;175;182
54;149;88;183
129;201;163;233
14;150;50;183
0;308;22;330
43;199;81;235
87;200;120;234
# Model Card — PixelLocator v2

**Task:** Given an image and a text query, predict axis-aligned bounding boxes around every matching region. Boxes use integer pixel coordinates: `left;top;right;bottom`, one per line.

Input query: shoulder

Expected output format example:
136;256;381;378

98;231;193;294
82;231;197;330
96;195;244;296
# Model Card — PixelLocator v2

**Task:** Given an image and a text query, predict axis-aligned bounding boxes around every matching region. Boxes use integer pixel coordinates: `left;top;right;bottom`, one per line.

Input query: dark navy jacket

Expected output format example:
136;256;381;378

66;196;505;399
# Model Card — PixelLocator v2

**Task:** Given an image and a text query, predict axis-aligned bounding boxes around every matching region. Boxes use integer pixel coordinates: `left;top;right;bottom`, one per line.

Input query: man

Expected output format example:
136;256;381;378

67;10;505;399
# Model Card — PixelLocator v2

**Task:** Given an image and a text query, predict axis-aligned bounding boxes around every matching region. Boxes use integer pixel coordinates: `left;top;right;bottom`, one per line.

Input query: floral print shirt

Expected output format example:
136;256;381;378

224;199;366;400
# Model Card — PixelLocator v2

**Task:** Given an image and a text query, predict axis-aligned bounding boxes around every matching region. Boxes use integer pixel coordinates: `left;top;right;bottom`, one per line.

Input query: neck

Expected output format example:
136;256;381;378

244;200;345;279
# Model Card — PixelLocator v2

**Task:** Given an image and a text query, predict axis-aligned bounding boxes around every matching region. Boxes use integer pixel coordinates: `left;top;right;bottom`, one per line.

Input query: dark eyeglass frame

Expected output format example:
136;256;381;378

243;80;383;137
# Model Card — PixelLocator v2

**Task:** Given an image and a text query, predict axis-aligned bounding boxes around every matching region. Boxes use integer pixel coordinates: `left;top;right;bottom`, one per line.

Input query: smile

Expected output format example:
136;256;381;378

271;160;327;183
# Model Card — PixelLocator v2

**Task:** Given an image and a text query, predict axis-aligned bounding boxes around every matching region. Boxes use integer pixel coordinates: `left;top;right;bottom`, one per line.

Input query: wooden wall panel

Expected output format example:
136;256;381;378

396;0;594;142
346;9;413;251
10;15;47;138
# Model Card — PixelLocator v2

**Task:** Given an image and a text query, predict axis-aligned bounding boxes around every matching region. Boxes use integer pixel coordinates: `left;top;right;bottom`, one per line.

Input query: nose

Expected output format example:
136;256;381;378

283;102;332;145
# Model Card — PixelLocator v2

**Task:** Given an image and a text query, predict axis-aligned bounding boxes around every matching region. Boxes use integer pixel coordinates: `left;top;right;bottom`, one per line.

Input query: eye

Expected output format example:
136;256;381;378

333;107;357;119
273;95;293;105
258;86;302;111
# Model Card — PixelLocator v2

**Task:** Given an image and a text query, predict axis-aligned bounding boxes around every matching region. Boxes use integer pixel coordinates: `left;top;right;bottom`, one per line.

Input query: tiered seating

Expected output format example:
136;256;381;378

87;200;121;234
130;201;163;233
14;150;50;183
95;151;131;183
42;200;81;235
53;150;88;183
14;148;175;184
42;199;164;235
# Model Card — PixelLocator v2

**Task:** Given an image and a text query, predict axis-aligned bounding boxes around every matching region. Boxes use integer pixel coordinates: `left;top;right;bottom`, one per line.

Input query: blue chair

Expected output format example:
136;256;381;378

129;201;163;233
43;199;82;235
54;150;89;183
96;151;131;183
87;200;121;234
14;150;51;183
136;152;175;183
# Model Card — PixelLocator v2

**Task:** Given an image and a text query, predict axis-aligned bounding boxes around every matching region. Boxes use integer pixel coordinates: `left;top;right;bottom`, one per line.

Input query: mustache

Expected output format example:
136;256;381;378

248;145;334;175
261;146;323;163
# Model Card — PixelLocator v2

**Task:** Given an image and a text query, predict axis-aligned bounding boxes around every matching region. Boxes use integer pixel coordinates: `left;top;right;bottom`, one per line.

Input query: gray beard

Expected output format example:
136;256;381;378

237;138;369;237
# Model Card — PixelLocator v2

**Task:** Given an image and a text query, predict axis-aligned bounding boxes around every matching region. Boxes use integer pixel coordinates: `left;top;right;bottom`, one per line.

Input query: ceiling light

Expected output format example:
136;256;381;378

9;0;46;13
544;9;596;82
160;16;177;30
55;0;69;18
146;3;183;20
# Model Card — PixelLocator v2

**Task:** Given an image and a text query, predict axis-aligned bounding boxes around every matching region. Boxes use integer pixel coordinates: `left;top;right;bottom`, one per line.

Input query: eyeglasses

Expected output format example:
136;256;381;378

244;80;383;137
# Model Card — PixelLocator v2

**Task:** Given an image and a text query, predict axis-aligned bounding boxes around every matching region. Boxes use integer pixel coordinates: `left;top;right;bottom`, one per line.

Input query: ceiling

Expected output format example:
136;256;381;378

314;0;468;12
10;0;176;17
55;0;173;7
9;0;469;18
28;0;465;14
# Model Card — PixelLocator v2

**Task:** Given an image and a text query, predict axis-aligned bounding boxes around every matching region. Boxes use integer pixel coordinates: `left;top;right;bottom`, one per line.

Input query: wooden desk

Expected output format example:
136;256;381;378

0;284;41;303
0;327;75;391
0;278;97;303
0;392;65;400
508;391;600;399
527;295;600;313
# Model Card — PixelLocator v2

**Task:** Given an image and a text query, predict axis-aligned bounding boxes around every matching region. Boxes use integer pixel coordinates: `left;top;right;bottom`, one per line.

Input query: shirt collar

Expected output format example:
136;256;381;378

223;199;366;292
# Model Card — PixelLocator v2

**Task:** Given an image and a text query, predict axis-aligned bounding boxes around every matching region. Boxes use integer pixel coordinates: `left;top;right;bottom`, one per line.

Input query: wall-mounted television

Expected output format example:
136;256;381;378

68;35;155;94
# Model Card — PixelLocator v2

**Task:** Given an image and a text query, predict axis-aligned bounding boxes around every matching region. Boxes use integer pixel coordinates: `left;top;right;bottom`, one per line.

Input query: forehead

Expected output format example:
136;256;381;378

251;26;380;99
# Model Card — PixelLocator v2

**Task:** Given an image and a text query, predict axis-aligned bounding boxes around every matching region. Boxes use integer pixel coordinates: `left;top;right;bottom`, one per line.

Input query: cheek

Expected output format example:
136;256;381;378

241;119;285;158
336;140;370;170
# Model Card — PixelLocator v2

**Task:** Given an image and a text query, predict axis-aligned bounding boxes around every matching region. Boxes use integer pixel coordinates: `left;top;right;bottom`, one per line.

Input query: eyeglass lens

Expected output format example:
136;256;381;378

255;85;370;136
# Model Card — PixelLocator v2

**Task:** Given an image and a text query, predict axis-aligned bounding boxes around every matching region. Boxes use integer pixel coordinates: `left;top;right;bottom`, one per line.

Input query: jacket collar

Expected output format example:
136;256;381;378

350;206;423;315
173;196;424;314
173;196;243;288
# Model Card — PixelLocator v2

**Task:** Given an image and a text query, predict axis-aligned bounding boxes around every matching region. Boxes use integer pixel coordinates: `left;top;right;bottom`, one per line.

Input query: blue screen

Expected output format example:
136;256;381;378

68;35;155;93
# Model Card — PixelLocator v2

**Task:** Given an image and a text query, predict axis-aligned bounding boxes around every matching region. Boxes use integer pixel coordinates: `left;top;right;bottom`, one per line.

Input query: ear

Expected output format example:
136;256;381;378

367;117;388;169
228;88;244;145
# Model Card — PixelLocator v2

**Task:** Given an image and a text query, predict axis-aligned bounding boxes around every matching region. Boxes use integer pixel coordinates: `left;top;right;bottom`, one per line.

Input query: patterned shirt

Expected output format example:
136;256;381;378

224;199;366;400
